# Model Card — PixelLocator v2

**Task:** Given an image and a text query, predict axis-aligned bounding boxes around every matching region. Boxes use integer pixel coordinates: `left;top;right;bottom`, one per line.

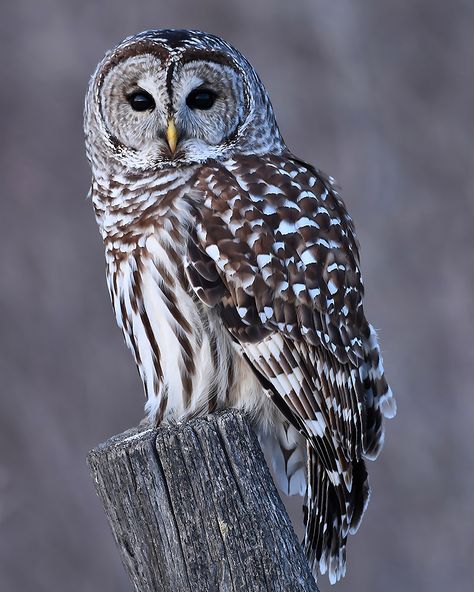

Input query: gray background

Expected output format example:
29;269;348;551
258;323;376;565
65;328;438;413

1;1;473;591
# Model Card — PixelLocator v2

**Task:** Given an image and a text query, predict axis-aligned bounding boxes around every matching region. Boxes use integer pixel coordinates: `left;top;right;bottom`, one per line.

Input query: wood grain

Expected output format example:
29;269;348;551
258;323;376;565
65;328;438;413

87;409;319;591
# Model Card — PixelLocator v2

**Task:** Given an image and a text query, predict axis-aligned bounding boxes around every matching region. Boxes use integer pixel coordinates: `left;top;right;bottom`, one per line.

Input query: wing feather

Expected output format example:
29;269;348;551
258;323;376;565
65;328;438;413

183;153;395;581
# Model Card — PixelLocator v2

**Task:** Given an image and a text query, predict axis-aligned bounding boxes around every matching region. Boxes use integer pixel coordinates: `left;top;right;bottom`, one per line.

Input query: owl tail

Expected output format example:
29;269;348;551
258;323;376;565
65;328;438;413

303;447;370;584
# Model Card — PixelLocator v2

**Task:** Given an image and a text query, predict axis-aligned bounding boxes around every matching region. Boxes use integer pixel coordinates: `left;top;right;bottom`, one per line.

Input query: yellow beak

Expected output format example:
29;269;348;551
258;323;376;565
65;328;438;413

166;118;178;153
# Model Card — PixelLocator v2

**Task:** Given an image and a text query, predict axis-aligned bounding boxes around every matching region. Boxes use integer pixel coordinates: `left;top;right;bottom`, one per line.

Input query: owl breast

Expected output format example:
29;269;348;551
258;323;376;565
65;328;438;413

95;171;267;424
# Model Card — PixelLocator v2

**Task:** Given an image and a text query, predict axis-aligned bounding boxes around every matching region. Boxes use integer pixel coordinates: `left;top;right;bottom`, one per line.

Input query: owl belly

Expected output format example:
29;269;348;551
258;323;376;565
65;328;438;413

108;234;269;425
139;260;198;420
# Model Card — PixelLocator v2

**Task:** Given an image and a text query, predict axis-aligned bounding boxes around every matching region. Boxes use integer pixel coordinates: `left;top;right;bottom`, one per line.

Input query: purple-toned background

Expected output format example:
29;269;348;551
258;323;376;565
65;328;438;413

1;1;473;591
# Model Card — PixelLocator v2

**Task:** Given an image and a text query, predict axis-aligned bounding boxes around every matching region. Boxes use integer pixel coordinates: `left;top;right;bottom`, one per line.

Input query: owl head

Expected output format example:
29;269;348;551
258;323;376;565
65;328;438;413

84;29;285;175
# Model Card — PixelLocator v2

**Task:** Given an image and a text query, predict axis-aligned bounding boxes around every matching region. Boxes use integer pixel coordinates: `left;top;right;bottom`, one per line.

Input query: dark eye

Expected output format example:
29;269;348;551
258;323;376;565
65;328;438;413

127;90;155;111
186;88;218;110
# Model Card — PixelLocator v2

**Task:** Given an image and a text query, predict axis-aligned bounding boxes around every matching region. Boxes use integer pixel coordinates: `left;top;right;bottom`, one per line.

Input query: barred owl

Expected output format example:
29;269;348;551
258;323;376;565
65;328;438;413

84;29;396;584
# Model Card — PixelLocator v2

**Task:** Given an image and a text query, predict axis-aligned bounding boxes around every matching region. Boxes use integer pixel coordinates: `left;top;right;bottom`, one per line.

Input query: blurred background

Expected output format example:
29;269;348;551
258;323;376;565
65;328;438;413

1;1;473;591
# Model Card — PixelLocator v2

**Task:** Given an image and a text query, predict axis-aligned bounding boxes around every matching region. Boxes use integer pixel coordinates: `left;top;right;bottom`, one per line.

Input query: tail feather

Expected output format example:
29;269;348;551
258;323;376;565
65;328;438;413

304;447;369;584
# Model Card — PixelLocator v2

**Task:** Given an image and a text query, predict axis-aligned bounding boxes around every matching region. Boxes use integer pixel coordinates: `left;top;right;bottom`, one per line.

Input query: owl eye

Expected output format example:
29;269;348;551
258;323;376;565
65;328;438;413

127;90;155;111
186;88;218;110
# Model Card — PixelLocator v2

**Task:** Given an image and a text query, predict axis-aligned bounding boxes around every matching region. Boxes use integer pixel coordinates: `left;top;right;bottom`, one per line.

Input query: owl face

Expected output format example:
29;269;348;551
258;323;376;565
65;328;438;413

85;30;284;174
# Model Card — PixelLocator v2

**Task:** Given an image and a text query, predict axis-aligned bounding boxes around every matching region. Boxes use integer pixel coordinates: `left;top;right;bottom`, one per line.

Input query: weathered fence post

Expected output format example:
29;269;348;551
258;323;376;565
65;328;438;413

87;409;319;592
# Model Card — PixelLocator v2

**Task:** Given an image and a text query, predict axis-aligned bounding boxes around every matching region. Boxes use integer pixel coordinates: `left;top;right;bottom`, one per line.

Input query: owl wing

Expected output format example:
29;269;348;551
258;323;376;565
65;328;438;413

184;153;395;581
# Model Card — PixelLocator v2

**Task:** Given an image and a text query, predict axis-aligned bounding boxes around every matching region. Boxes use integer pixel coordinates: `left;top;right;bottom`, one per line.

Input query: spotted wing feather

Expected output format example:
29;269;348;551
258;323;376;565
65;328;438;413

185;153;395;582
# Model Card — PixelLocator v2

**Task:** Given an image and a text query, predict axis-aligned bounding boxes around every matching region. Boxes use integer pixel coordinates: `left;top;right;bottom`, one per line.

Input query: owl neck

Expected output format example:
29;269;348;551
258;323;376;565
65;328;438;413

91;164;198;241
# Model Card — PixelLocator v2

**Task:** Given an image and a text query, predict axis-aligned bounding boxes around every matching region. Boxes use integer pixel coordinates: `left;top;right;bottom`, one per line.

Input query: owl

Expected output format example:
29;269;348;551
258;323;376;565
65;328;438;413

84;29;396;584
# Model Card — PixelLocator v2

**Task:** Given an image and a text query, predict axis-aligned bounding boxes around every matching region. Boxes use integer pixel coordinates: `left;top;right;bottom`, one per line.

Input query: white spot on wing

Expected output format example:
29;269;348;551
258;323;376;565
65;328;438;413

206;244;220;260
293;283;306;297
301;250;317;266
277;220;296;235
257;253;272;268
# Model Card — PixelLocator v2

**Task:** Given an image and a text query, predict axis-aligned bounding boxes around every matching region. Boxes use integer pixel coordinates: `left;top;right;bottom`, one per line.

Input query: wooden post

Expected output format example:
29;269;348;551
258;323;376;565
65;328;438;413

87;409;319;592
